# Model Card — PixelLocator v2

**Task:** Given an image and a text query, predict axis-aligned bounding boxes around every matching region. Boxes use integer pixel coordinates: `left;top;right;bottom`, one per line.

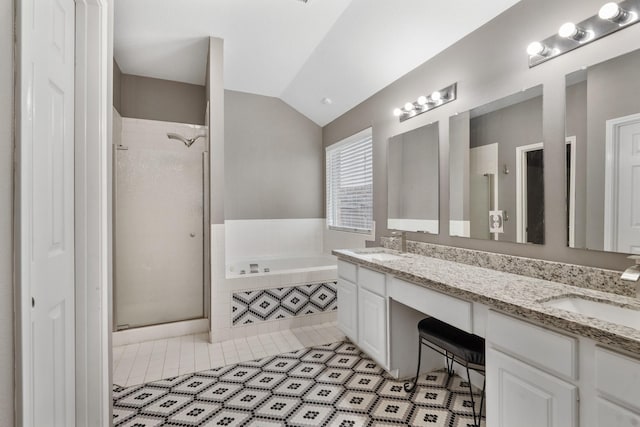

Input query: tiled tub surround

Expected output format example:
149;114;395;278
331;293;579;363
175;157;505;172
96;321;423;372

232;281;337;326
381;237;635;297
334;247;640;355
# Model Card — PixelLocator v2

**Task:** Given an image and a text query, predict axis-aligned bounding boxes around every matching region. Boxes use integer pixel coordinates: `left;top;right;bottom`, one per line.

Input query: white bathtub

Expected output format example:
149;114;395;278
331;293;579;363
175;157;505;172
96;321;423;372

226;254;337;278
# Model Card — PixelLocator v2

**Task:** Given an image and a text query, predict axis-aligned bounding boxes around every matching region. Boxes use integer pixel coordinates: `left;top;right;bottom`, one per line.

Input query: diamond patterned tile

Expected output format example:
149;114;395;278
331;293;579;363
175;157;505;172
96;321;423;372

139;393;192;417
316;367;354;385
273;377;315;397
197;381;243;403
370;398;414;423
263;356;300;373
287;403;334;426
302;383;344;404
172;375;218;395
410;407;453;426
113;340;486;427
244;371;287;390
224;389;271;410
165;401;221;425
335;390;378;414
218;365;261;383
253;395;301;420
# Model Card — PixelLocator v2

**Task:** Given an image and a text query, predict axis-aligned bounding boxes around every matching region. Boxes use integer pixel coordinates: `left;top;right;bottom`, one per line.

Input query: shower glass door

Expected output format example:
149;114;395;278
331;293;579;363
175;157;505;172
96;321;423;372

115;119;206;329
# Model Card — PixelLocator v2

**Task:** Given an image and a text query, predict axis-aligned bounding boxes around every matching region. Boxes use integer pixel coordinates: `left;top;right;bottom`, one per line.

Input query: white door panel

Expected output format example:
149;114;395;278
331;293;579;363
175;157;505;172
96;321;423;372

618;121;640;253
21;0;76;424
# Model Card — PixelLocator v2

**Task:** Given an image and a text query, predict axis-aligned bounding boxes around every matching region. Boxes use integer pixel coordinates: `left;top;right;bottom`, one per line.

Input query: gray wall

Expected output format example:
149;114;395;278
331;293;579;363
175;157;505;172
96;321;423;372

470;95;543;242
0;0;13;424
323;0;640;271
225;90;323;220
116;69;206;125
566;80;587;248
449;111;470;222
208;37;225;225
586;49;640;250
388;123;439;220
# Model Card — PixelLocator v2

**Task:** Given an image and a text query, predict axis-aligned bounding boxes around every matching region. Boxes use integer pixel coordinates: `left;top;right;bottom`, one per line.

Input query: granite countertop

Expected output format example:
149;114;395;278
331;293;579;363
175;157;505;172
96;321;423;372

333;248;640;354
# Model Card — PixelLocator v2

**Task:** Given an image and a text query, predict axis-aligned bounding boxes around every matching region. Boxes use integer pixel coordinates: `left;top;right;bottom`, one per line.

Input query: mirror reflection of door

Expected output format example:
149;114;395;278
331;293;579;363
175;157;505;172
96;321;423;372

525;148;544;244
604;114;640;254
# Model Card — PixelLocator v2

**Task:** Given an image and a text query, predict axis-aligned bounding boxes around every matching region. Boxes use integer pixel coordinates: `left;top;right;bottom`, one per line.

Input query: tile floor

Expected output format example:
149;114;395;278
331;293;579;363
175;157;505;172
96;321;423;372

113;322;345;388
113;340;486;427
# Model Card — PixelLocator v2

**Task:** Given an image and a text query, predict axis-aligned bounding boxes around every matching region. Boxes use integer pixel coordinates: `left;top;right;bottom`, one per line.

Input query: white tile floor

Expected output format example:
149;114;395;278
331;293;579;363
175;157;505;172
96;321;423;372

112;322;345;387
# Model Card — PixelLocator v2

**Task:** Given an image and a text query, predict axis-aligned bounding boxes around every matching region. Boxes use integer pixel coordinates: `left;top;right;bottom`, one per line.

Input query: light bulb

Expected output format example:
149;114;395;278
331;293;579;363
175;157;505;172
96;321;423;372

430;91;442;102
599;2;621;20
404;102;415;111
417;96;427;106
527;41;546;56
558;22;578;38
393;108;403;117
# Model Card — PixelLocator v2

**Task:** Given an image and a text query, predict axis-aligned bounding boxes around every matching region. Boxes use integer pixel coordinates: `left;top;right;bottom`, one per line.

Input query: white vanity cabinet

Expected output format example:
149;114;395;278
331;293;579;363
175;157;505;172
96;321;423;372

336;260;389;369
357;267;387;367
337;260;358;343
594;347;640;426
486;310;578;427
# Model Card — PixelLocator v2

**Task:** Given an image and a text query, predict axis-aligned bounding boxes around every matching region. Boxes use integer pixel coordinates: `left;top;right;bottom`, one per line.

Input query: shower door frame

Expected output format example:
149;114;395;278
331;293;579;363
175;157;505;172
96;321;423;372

112;122;211;331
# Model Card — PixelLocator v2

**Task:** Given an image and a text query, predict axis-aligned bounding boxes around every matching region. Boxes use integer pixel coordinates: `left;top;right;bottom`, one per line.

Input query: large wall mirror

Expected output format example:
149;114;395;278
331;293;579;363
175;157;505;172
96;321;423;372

565;48;640;254
387;121;439;233
449;85;544;244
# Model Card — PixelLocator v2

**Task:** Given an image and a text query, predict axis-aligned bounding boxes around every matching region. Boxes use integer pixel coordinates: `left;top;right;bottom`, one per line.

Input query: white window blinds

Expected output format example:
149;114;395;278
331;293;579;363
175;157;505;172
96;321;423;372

326;128;373;233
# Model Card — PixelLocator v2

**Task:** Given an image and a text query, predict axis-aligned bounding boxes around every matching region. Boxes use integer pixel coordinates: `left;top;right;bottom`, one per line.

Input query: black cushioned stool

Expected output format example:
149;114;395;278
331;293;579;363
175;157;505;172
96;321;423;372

404;317;486;427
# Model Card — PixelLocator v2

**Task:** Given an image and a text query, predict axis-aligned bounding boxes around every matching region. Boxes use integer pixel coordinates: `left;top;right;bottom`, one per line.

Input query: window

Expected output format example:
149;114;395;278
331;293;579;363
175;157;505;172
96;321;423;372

326;128;373;233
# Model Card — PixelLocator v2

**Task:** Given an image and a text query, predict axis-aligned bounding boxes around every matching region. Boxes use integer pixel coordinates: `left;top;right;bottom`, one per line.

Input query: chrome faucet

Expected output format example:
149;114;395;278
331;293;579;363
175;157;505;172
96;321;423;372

621;255;640;281
392;231;407;253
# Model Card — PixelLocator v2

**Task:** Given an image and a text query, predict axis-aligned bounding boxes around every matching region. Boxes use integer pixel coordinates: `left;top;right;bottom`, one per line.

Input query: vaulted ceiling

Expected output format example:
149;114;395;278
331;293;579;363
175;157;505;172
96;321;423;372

114;0;520;126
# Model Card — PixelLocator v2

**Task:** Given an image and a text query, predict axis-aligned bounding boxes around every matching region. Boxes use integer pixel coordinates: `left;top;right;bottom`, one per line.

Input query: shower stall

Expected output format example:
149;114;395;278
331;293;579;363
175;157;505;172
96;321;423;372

113;115;209;331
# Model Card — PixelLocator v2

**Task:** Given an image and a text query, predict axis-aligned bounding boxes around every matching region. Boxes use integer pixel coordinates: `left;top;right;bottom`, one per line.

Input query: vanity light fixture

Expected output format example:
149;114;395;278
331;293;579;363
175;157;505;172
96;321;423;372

527;0;640;68
558;22;592;41
599;2;637;23
393;83;457;122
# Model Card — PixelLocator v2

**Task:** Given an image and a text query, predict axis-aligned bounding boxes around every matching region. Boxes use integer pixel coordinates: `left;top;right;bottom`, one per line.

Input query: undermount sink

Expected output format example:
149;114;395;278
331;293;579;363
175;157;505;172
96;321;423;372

357;253;405;262
542;296;640;330
348;249;405;262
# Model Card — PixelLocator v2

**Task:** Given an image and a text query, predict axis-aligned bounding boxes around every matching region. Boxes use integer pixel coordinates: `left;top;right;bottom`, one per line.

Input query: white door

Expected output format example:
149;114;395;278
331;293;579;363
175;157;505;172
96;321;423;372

611;117;640;253
358;288;387;367
486;348;577;427
19;0;76;425
337;279;357;342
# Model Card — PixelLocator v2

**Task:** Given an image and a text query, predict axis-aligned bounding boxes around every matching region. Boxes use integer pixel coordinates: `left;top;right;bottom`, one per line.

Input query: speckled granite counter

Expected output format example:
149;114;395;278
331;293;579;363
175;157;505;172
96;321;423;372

333;248;640;355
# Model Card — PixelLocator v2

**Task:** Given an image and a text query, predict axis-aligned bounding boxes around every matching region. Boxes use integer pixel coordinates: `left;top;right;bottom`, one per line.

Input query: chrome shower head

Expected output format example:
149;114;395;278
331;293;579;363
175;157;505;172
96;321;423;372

167;132;206;148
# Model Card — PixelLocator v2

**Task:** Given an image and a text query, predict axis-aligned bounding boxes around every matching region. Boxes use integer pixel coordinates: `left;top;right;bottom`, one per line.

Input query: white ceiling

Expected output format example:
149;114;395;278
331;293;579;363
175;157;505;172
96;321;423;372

114;0;520;126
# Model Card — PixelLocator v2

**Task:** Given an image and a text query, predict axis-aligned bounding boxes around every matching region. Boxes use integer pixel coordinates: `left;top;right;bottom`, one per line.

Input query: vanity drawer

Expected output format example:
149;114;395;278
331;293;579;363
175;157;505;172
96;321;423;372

358;267;386;296
338;260;357;283
595;347;640;411
389;278;472;332
487;310;578;380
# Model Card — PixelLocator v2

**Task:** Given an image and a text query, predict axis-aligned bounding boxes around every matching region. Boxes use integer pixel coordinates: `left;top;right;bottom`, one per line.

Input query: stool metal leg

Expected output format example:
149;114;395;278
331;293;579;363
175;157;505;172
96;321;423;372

445;351;455;377
464;365;486;427
403;336;423;393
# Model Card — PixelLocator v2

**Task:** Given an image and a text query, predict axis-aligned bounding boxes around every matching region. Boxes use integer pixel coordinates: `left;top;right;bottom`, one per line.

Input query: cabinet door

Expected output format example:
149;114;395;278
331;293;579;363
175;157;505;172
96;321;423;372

358;288;387;367
487;347;577;427
337;279;358;342
598;398;640;427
